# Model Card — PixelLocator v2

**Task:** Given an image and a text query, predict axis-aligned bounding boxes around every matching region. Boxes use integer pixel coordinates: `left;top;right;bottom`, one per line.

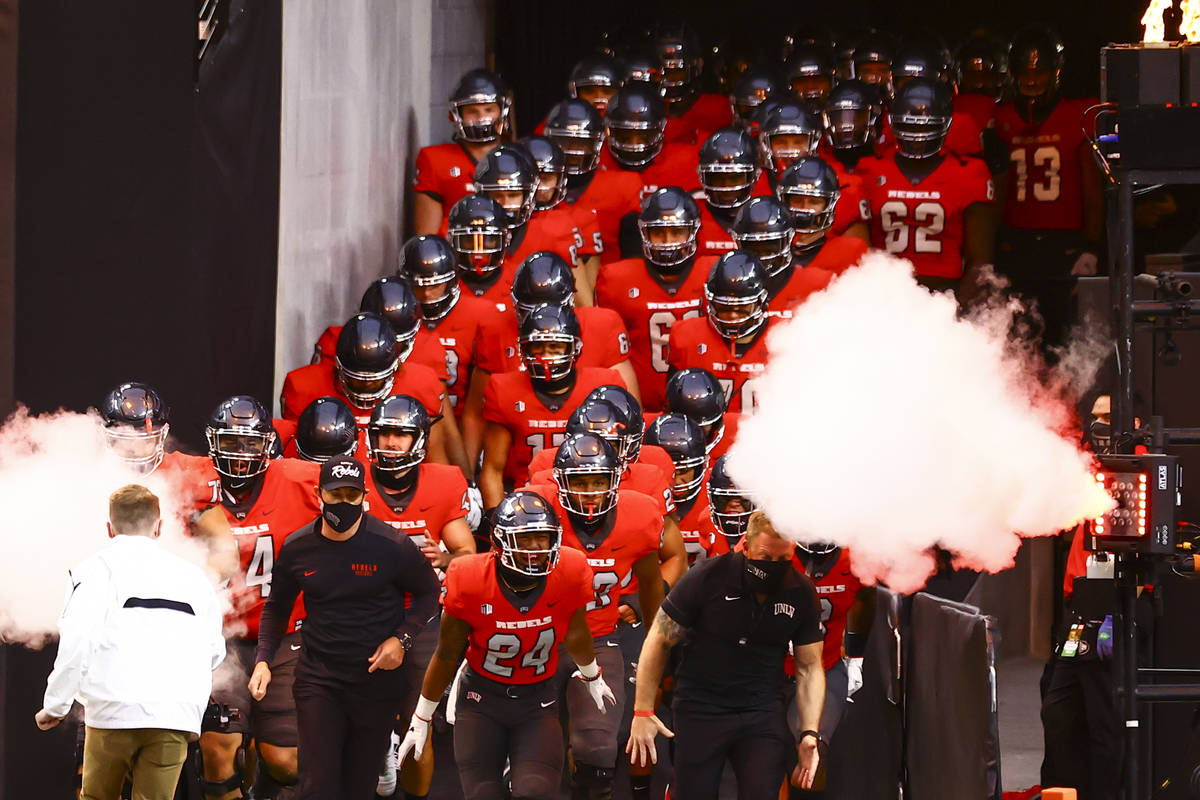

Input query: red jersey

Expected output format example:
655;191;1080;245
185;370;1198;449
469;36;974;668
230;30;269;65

599;143;700;203
313;325;450;383
695;197;738;258
675;495;727;566
594;256;715;411
794;548;864;672
363;462;469;549
530;487;663;638
482;366;624;486
280;361;446;428
151;451;221;515
858;152;994;279
995;98;1097;231
413;141;481;219
539;203;602;261
707;412;741;463
475;306;630;375
459;264;521;315
440;210;581;269
879;110;983;159
443;549;593;685
192;458;322;640
526;448;675;518
664;93;735;145
422;293;488;417
955;93;998;133
563;170;643;264
828;160;872;236
667;316;772;412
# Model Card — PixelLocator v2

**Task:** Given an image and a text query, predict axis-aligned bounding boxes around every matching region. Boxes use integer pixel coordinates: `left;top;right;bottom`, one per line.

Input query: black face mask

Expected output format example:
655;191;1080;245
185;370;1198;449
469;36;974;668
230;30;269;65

322;501;363;533
744;557;791;593
1087;421;1112;455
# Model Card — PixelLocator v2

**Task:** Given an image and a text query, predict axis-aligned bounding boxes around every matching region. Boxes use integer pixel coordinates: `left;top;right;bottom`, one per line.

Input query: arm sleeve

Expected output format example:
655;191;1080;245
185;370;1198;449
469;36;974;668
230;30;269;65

790;575;825;647
394;536;441;639
254;543;300;665
43;566;110;717
659;560;709;628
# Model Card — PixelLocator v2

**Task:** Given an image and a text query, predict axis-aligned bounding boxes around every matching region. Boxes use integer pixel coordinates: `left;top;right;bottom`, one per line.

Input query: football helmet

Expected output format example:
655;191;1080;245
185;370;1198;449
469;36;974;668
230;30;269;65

367;393;430;489
474;144;540;229
518;303;582;382
758;100;822;178
892;43;952;92
569;53;625;115
956;36;1008;99
1008;26;1064;117
852;33;895;97
335;313;399;408
397;234;459;322
520;135;569;210
492;491;563;577
622;46;664;88
888;77;953;159
655;24;702;104
100;381;169;475
206;395;276;487
294;397;358;463
775;156;840;245
449;69;512;143
565;397;638;467
697;128;760;209
823;79;882;150
664;367;728;454
704;251;769;342
512;251;575;325
638;186;701;270
785;43;838;104
730;67;783;131
708;454;757;543
605;84;667;168
731;195;794;278
553;432;623;521
447;194;511;280
584;384;645;465
359;276;421;363
544;98;606;175
644;413;707;504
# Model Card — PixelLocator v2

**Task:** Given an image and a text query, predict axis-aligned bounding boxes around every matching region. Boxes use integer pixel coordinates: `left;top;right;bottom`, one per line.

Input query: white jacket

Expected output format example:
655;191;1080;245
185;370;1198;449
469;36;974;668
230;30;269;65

42;535;225;734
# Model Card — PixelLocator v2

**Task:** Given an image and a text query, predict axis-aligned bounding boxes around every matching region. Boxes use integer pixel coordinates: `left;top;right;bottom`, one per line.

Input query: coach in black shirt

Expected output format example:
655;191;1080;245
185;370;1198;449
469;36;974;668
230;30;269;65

252;456;439;800
626;510;826;798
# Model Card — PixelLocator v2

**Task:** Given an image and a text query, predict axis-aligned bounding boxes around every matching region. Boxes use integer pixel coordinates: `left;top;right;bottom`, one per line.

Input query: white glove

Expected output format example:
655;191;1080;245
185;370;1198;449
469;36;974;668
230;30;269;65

845;656;864;701
397;696;437;765
1070;251;1099;276
466;485;484;531
571;663;616;713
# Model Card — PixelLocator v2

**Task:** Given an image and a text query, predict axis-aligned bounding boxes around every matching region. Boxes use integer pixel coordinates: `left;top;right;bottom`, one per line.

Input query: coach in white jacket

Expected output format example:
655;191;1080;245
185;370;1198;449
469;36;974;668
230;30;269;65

36;484;225;800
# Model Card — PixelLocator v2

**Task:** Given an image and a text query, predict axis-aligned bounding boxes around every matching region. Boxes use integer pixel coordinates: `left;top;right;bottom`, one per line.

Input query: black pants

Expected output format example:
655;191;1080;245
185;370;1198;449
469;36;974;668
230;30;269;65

671;702;791;800
453;669;564;800
1040;657;1118;800
292;674;403;800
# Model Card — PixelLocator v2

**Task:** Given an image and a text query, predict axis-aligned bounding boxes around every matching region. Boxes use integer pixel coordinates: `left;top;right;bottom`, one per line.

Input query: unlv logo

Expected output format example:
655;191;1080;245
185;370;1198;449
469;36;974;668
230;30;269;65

628;287;640;298
449;166;461;177
331;463;361;479
515;400;526;412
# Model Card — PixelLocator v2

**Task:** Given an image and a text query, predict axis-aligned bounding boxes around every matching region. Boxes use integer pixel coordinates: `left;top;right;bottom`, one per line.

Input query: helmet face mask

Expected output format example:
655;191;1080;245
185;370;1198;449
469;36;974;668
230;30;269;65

607;119;666;167
519;333;580;381
449;225;508;278
638;218;700;267
889;111;951;158
398;235;461;321
699;163;757;209
492;492;563;577
368;424;427;475
708;483;756;541
704;251;770;342
824;104;877;150
103;422;169;475
336;360;397;408
547;130;604;175
449;69;512;143
737;230;794;276
731;195;795;279
573;83;618;115
207;429;275;480
407;272;459;322
705;291;767;341
554;468;621;520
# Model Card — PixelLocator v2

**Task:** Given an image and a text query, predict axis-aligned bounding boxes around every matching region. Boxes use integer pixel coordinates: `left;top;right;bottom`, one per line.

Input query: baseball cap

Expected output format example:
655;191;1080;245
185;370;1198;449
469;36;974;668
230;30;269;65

319;456;366;492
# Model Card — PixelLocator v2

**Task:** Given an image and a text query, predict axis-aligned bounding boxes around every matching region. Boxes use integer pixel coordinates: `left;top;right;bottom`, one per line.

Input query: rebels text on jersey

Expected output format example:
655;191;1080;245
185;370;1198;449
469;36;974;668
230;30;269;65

794;547;864;672
442;549;593;685
475;306;630;375
695;198;738;257
280;360;446;428
667;316;771;413
364;462;469;552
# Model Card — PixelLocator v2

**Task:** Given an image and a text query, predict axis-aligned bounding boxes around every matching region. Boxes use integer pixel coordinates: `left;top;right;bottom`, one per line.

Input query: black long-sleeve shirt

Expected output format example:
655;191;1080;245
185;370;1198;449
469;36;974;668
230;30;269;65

256;513;439;687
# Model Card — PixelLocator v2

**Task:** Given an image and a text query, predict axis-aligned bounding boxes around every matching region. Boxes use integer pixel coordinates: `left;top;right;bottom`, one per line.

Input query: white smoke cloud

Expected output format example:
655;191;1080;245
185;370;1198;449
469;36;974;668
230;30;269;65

0;407;217;647
728;253;1115;593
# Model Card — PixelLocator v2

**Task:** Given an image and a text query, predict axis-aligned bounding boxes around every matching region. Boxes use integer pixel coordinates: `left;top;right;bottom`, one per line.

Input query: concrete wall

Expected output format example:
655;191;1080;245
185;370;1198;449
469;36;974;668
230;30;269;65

273;0;489;409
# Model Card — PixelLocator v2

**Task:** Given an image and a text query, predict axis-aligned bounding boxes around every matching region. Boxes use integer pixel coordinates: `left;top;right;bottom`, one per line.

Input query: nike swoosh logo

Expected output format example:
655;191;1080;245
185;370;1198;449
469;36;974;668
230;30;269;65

725;595;742;601
546;599;561;607
290;644;301;651
304;571;316;577
605;641;621;647
540;700;556;708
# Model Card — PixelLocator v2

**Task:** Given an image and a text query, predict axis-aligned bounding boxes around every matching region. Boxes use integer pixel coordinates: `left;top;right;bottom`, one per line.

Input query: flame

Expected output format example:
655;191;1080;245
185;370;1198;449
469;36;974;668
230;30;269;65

1143;0;1172;42
1183;0;1200;41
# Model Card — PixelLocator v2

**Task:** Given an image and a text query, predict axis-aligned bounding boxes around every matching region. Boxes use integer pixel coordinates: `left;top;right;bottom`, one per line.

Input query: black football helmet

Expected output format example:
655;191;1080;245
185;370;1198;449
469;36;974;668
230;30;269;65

605;84;667;168
569;53;625;115
708;453;757;543
730;67;783;131
638;187;701;270
518;304;582;382
492;491;563;577
785;43;838;104
1008;26;1064;118
644;413;707;503
474;144;540;230
520;135;569;210
367;394;430;488
335;313;399;408
397;234;460;322
697;128;760;209
622;46;664;88
888;77;952;159
447;194;511;280
206;395;276;487
705;251;769;342
294;397;358;463
512;251;575;324
544;98;606;175
758;100;822;178
852;33;895;97
553;432;623;521
655;24;703;104
359;276;421;363
731;195;794;278
956;36;1008;99
664;367;728;454
449;69;512;143
565;397;638;467
823;79;882;150
585;384;645;465
100;381;170;475
892;43;952;92
775;156;840;245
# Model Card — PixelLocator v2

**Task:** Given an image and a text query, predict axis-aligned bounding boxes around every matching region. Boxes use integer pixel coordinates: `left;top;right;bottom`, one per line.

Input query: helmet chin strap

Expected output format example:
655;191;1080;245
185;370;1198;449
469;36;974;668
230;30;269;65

375;463;418;494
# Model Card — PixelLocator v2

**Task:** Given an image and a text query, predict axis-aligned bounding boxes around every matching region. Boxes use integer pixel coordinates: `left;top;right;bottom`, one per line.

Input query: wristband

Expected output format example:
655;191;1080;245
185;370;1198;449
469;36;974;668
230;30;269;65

578;660;601;681
414;695;438;722
798;730;820;744
633;710;655;718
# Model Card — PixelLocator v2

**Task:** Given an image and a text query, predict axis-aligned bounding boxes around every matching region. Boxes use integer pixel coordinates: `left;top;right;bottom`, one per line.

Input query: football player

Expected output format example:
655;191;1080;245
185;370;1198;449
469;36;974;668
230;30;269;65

478;304;625;507
644;414;726;566
661;367;739;463
654;24;734;145
361;395;476;799
195;396;321;800
784;43;838;105
695;127;763;257
288;396;359;463
397;491;613;800
857;77;995;298
413;69;512;234
852;33;896;98
531;52;626;133
521;135;604;287
527;434;667;799
956;35;1009;104
667;251;774;413
707;454;757;547
729;67;784;133
595;187;716;411
821;79;884;172
600;84;700;201
446;193;518;314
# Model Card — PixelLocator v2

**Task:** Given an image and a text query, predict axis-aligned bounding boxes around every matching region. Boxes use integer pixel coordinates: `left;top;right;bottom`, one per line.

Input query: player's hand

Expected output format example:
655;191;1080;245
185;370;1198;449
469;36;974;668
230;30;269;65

617;603;639;625
420;540;449;570
791;737;820;789
1070;251;1099;276
397;710;431;765
466;485;484;531
368;636;406;672
571;668;616;712
248;662;272;701
34;709;63;730
625;713;674;767
845;656;864;701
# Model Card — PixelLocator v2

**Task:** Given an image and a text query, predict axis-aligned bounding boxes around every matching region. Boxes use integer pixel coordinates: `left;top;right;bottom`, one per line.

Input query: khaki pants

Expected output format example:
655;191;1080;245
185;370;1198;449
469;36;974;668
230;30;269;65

81;726;190;800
